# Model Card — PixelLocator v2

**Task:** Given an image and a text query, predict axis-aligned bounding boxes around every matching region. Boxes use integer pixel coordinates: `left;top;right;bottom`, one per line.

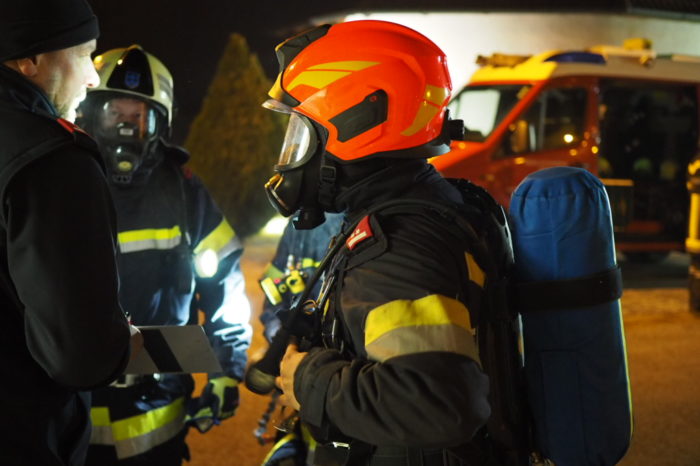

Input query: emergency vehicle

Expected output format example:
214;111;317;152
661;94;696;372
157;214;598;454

433;39;700;260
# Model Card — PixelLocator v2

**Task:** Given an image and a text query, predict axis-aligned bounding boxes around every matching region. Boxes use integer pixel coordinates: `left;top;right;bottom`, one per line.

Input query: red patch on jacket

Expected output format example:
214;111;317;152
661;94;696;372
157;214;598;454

56;118;88;135
181;166;193;179
346;215;373;250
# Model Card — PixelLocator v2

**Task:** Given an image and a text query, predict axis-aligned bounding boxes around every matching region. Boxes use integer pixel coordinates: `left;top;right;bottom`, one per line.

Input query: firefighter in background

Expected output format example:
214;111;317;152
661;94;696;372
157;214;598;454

257;213;344;465
77;45;252;465
264;21;491;465
259;213;344;342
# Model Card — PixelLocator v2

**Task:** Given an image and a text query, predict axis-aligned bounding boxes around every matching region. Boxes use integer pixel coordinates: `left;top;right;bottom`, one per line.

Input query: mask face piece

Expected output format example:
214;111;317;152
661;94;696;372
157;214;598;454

264;108;324;215
93;96;164;185
274;111;319;171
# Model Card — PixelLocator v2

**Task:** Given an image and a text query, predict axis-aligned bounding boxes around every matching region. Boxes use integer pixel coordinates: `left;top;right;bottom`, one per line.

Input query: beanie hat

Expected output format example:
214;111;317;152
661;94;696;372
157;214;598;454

0;0;99;62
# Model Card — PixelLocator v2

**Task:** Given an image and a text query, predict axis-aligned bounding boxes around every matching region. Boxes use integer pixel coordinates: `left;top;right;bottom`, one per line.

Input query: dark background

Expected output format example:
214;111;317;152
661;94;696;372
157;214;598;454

89;0;700;144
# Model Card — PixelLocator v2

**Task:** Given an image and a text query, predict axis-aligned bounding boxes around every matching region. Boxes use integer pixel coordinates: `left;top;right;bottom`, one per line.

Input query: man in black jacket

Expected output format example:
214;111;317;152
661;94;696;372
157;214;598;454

263;21;491;465
0;1;138;465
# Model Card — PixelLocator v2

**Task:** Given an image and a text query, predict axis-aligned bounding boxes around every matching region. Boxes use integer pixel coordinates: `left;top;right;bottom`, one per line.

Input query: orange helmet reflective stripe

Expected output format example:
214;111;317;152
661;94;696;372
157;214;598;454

268;20;453;162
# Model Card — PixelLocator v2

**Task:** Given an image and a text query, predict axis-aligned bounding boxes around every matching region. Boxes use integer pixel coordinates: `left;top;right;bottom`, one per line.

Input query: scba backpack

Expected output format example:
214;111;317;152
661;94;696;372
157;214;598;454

360;168;632;466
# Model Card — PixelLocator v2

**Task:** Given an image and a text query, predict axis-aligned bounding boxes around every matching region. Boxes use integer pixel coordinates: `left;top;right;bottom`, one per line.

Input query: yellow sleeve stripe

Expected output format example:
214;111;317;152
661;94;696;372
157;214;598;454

193;218;240;256
364;295;479;364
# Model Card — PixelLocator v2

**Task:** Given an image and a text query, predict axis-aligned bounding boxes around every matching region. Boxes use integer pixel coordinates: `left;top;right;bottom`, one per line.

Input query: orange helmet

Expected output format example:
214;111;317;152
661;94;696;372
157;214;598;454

267;20;453;163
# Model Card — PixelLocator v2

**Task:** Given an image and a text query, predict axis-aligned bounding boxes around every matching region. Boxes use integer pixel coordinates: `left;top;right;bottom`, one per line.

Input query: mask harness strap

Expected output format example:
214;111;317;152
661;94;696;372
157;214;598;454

317;155;337;210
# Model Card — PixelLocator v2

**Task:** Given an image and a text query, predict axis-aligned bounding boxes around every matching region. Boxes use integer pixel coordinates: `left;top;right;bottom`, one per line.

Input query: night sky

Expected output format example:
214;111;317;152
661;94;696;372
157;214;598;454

89;1;375;143
88;0;634;144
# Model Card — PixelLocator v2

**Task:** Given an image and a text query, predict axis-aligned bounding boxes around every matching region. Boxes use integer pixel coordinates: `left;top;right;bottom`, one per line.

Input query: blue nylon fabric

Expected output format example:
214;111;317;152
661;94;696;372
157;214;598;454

509;167;632;466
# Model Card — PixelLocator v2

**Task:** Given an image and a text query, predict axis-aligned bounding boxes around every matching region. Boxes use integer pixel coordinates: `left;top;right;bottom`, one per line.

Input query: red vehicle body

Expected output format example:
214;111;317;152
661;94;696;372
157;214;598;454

432;42;700;256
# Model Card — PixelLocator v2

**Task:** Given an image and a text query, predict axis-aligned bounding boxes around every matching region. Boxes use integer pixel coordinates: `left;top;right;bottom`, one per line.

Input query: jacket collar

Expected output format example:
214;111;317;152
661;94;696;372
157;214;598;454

335;159;449;219
0;64;58;118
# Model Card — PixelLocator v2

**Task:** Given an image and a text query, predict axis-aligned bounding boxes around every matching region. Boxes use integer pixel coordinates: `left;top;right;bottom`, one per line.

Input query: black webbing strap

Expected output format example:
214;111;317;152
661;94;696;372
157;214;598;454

515;266;623;313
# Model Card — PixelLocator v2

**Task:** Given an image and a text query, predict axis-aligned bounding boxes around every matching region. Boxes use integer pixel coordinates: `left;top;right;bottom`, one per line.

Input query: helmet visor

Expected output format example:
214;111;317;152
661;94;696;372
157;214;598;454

275;112;318;171
97;97;160;141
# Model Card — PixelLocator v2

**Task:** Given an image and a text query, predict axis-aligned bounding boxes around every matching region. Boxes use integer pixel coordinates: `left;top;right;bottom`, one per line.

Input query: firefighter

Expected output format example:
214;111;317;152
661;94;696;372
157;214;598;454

77;45;252;465
257;213;344;464
259;213;344;343
264;21;491;465
0;1;141;465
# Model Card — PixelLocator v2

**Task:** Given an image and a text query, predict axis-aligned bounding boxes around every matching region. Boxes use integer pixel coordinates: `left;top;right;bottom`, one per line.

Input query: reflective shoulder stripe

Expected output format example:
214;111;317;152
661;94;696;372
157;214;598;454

193;218;241;258
465;252;485;288
364;294;480;365
118;226;182;253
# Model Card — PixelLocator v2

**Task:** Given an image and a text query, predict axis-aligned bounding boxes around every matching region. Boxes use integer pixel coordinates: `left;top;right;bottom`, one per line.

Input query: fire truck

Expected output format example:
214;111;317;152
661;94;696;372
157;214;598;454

433;39;700;260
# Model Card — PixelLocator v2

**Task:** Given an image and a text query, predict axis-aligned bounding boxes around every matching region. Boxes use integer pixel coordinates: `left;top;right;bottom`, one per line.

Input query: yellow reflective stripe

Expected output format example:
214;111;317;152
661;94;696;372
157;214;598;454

401;101;440;136
401;85;449;136
423;84;449;106
193;219;239;256
307;60;378;71
300;257;321;269
262;433;297;464
364;295;479;364
300;423;317;452
118;226;182;252
287;61;379;92
465;253;485;288
365;295;471;344
112;397;185;442
288;70;351;92
91;406;111;427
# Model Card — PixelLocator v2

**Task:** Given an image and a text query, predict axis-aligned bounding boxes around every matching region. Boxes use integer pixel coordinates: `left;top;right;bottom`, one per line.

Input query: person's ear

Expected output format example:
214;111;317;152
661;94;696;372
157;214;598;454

14;56;40;78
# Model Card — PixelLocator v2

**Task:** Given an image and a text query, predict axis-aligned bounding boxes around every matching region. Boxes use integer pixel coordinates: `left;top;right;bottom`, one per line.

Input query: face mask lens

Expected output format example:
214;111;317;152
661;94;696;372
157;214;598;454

99;97;159;140
277;113;316;169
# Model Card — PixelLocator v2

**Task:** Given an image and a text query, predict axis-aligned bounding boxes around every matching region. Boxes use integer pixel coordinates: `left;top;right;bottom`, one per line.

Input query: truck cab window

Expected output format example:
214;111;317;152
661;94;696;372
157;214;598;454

508;87;587;155
448;85;530;142
599;80;698;182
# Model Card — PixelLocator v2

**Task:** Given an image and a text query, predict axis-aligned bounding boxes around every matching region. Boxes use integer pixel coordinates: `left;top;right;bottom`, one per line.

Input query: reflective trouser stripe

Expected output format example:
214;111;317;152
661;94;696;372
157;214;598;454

262;433;297;465
89;397;186;459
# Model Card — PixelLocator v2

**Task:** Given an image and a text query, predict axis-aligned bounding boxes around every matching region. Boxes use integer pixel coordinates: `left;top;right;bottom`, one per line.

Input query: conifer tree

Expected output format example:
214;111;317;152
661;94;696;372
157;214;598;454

185;33;285;238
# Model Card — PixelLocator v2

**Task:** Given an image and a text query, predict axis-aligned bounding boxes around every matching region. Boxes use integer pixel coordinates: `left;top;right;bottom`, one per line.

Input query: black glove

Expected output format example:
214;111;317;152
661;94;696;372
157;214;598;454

185;376;239;433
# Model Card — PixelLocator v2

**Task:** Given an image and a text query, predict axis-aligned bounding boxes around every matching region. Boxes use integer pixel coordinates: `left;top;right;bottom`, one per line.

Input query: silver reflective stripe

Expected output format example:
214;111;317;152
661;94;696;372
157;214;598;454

90;425;114;445
217;235;242;259
114;412;185;459
365;324;480;365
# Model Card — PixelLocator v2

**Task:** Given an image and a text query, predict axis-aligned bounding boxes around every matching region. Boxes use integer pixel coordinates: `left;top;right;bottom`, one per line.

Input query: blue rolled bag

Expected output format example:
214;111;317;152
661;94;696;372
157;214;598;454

509;167;633;465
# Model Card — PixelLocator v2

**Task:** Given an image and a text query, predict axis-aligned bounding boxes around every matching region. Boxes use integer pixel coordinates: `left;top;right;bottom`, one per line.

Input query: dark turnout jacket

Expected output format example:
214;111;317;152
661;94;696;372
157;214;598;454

0;65;130;465
295;161;491;461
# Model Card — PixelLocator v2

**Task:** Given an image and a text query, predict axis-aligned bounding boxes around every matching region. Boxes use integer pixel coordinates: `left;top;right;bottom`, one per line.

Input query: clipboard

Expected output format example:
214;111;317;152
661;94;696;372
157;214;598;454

124;325;223;374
